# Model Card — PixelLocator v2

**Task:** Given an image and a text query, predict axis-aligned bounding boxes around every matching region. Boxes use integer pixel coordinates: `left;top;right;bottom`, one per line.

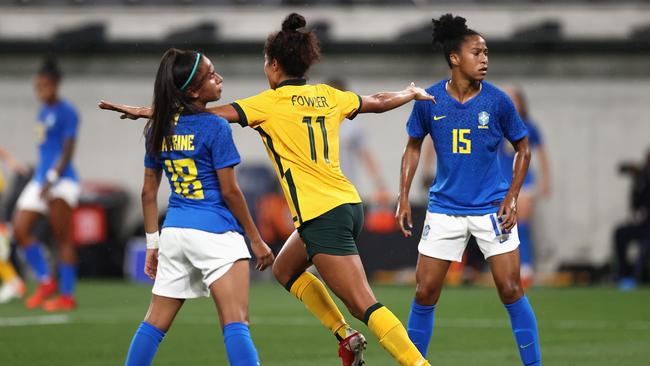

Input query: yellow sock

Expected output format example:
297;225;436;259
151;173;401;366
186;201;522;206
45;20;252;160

0;260;18;283
366;304;429;366
288;271;349;339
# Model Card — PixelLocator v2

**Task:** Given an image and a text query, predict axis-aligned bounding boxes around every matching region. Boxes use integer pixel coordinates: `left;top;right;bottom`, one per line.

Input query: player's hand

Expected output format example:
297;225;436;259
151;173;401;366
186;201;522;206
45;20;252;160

408;82;436;104
144;248;159;280
98;100;150;120
497;194;517;231
251;239;274;271
39;182;52;199
395;197;414;237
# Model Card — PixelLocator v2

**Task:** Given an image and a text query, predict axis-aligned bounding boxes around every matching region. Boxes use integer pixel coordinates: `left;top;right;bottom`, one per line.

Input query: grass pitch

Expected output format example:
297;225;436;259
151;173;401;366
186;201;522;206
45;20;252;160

1;281;649;365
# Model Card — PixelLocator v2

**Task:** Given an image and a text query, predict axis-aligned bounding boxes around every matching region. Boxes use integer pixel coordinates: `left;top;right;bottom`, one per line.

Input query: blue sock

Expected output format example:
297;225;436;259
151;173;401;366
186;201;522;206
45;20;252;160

125;321;165;366
59;263;76;296
23;242;50;281
505;296;541;366
223;322;260;366
518;222;533;267
407;298;435;357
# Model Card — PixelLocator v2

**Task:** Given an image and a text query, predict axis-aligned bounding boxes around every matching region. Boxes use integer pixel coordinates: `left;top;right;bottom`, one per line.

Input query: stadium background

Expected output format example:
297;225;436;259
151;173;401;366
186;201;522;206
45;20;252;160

0;1;649;365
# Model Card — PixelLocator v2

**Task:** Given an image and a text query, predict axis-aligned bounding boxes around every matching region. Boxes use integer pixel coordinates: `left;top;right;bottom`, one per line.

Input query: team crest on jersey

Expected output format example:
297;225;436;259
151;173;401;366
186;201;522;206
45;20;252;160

478;111;490;129
44;113;56;128
422;224;430;238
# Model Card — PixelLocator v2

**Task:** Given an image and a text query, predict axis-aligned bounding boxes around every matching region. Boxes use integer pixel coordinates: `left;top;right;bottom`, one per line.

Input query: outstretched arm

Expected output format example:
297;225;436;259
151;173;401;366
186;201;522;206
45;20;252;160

395;136;425;237
360;83;435;114
498;136;531;230
98;101;241;123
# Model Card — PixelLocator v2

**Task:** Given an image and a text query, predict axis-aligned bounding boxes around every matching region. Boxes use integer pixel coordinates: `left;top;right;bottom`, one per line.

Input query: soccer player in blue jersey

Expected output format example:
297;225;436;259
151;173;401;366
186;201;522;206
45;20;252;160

396;14;542;365
123;49;274;366
13;59;81;311
498;87;551;289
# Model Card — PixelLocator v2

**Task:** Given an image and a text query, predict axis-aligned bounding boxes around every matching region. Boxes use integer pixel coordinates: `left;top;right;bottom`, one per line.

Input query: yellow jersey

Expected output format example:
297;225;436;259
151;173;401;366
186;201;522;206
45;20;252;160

232;79;363;228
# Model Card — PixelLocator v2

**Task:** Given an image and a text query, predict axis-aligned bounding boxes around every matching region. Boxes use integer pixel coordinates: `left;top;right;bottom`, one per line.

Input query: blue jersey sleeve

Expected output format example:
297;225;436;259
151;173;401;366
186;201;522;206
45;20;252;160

210;119;241;170
143;136;161;170
61;104;79;139
406;100;430;138
499;95;528;142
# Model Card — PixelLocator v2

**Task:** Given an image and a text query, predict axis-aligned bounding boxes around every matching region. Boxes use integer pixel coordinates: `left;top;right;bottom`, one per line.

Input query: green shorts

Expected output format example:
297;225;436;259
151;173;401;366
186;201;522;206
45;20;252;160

298;203;364;261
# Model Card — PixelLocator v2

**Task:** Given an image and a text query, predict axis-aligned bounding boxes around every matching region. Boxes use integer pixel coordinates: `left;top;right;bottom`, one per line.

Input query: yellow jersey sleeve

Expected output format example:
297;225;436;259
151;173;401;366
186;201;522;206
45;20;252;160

231;90;276;128
330;86;362;121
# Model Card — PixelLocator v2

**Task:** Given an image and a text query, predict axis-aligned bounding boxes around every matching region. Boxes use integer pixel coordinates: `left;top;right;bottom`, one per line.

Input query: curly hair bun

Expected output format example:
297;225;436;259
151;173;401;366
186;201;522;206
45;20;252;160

282;13;306;32
432;13;468;45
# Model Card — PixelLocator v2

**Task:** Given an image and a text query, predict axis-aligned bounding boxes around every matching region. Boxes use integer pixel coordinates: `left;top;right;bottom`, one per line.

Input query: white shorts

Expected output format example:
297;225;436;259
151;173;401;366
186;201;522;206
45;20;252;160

418;212;520;262
152;228;251;299
16;179;81;214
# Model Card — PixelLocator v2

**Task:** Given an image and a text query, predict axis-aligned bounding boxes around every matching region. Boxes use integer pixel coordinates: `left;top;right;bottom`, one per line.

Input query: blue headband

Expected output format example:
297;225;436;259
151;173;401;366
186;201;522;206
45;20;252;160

180;53;201;91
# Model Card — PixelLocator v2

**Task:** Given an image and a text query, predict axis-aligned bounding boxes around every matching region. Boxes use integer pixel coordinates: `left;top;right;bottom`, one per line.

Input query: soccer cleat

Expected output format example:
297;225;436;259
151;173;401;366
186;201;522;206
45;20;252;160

0;278;26;304
24;279;57;309
338;332;366;366
42;295;76;312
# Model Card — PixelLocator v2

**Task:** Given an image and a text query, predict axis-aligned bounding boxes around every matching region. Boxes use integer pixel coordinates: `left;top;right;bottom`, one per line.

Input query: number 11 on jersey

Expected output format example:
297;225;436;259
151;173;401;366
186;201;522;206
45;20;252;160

302;116;330;163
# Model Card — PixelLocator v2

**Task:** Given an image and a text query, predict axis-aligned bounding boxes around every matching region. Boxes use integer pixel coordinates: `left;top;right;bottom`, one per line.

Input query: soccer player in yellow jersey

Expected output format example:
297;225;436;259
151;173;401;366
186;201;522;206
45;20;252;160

100;13;434;366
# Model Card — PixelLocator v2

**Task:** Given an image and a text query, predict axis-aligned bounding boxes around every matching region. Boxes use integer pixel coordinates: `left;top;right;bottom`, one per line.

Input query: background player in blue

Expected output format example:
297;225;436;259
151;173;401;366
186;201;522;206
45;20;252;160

395;14;541;365
499;86;552;289
123;49;274;366
13;59;81;312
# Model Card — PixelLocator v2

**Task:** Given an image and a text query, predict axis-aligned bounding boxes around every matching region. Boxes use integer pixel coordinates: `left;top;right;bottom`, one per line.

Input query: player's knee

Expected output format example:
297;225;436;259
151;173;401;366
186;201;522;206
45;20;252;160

414;284;439;306
498;282;522;304
12;224;30;246
271;260;289;285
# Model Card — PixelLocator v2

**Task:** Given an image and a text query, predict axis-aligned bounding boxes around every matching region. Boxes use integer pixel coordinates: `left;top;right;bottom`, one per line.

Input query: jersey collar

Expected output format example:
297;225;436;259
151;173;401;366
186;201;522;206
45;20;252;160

277;78;307;88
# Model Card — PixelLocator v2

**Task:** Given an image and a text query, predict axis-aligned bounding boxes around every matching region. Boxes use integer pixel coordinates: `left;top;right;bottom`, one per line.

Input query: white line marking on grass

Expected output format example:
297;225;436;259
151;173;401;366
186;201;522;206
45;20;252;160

0;315;71;327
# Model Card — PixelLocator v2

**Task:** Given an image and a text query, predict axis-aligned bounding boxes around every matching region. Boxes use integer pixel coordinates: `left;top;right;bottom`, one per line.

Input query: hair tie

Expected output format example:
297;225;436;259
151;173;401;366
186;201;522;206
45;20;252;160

180;53;201;91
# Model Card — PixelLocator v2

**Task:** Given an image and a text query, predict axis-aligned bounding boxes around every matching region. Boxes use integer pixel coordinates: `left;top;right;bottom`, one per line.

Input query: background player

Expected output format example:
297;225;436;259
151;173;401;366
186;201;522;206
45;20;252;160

499;86;551;288
124;49;273;366
395;14;541;365
12;59;81;311
100;13;434;366
326;78;391;204
0;146;29;303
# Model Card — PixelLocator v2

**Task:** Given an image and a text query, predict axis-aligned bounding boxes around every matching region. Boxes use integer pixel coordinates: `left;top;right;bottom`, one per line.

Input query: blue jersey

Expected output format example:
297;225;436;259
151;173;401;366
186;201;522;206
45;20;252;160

144;113;243;235
35;100;79;184
407;80;528;215
499;119;542;186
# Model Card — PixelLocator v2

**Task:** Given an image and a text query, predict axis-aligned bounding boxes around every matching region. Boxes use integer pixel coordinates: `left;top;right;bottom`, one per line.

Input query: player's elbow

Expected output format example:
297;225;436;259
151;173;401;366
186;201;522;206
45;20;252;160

141;186;157;204
221;185;242;202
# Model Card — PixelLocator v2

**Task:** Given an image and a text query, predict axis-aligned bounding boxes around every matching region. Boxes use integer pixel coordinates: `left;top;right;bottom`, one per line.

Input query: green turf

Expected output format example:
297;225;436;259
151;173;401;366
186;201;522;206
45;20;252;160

1;281;649;365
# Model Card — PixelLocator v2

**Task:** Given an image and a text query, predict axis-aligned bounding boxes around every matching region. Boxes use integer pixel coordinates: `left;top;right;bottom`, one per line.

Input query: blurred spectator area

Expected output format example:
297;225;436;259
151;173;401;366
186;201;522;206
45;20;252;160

0;2;649;56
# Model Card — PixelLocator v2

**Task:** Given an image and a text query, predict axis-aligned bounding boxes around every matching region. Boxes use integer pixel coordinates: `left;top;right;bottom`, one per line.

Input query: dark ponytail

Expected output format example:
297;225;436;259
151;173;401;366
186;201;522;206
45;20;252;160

264;13;320;78
145;48;203;156
432;14;480;68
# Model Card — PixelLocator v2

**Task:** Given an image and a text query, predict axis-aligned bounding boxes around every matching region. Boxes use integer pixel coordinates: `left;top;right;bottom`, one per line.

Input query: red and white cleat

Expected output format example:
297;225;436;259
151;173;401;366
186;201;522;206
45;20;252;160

338;332;367;366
